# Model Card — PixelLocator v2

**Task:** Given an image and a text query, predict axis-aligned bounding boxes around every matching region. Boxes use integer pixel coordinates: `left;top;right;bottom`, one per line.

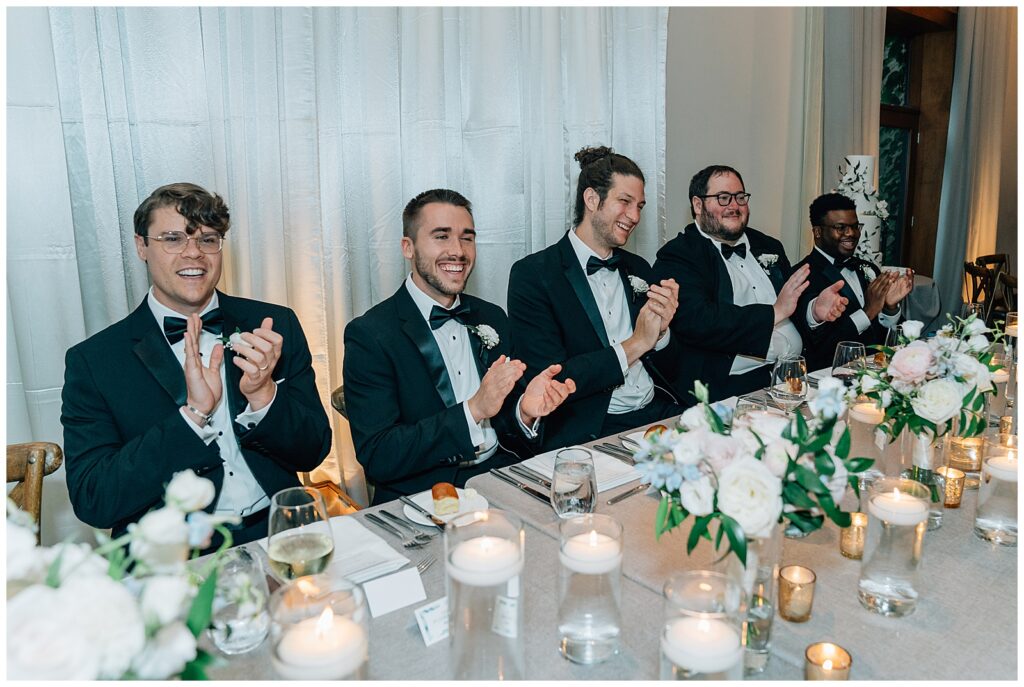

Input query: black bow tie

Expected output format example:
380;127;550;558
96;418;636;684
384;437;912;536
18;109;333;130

586;254;623;275
429;302;471;330
162;309;224;345
720;243;747;260
837;256;859;271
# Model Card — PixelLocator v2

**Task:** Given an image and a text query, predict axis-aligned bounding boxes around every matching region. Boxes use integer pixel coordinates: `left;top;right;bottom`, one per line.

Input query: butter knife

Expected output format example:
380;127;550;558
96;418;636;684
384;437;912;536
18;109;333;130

489;469;551;505
606;482;648;505
399;495;447;529
509;464;552;489
595;443;636;465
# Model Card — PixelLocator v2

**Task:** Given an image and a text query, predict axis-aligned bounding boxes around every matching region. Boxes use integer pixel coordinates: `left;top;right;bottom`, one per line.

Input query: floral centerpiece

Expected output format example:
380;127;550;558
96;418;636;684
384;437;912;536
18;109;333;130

6;470;237;680
632;380;871;566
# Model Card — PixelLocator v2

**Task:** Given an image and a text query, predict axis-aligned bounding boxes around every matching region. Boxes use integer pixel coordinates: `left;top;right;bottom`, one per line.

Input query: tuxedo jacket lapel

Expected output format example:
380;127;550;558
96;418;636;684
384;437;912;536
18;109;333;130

219;297;249;421
396;289;458;408
463;307;490;377
617;252;644;324
131;306;187;407
558;236;611;348
812;251;860;306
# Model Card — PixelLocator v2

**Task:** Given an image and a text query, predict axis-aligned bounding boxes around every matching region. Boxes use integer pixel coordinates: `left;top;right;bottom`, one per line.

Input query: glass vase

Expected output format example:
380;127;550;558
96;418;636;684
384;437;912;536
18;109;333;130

898;429;945;530
944;416;986;489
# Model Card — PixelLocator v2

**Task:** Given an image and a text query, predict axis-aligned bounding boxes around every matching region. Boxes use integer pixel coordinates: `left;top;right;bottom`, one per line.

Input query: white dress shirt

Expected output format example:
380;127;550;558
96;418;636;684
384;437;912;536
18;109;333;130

147;289;273;517
695;225;802;375
567;230;669;414
805;247;901;332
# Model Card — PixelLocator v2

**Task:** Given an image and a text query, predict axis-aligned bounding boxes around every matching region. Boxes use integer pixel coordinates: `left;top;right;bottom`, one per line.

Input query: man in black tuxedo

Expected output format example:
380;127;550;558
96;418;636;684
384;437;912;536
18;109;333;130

61;183;332;547
508;147;684;449
343;189;575;504
653;165;849;402
793;193;913;371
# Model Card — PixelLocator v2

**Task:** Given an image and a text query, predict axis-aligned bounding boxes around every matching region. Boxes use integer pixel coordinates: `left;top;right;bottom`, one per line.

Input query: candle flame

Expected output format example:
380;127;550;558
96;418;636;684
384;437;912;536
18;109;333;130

315;606;335;638
891;488;901;501
697;618;710;633
698;582;712;592
588;530;599;546
823;659;833;671
296;578;319;595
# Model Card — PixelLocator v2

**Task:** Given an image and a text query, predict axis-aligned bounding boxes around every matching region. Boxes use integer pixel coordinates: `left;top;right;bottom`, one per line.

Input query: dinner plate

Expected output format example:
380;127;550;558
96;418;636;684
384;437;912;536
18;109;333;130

403;488;489;526
622;431;647;449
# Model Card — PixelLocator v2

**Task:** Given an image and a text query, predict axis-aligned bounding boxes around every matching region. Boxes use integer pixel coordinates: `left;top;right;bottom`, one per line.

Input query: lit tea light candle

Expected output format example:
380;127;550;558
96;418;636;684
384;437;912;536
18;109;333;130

662;616;742;674
274;607;367;680
840;512;868;559
947;436;985;473
778;565;816;622
868;488;928;526
447;535;523;586
936;466;965;507
805;642;852;680
559;529;623;575
985;454;1019;483
848;401;884;425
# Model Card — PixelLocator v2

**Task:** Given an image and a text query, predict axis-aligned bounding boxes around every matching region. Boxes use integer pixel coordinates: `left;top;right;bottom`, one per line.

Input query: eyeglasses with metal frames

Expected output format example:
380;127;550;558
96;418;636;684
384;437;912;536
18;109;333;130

147;231;224;254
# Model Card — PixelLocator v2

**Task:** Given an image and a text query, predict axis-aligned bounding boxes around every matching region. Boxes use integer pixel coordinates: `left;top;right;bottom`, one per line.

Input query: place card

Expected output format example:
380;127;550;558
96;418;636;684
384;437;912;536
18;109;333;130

362;567;426;618
413;597;449;647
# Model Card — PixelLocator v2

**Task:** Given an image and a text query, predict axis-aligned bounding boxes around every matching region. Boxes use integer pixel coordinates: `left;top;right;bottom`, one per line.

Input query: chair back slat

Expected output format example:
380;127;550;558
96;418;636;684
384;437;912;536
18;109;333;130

7;442;63;543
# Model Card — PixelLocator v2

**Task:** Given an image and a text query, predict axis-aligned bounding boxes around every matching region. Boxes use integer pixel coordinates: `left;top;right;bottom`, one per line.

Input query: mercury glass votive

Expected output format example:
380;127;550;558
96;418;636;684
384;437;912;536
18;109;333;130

839;512;868;559
999;415;1014;435
778;565;815;622
805;642;852;680
936;466;965;507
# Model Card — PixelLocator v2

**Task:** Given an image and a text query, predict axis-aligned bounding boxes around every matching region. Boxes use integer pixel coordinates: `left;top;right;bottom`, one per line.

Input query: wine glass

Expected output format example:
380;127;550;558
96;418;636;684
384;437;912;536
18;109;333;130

961;302;984;320
209;547;271;654
769;356;808;414
267;487;335;581
831;341;866;387
550;448;597;519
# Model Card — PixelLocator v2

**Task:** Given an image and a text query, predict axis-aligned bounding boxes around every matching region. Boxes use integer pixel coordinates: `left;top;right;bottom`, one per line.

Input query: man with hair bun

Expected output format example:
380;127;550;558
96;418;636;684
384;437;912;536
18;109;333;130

508;146;685;449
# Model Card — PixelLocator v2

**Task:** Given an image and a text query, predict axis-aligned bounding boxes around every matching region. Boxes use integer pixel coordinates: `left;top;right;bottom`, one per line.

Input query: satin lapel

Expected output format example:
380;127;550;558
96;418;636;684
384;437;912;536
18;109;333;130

219;300;248;420
559;237;610;348
617;253;644;324
463;306;489;378
815;253;860;305
397;291;457;408
133;326;188;406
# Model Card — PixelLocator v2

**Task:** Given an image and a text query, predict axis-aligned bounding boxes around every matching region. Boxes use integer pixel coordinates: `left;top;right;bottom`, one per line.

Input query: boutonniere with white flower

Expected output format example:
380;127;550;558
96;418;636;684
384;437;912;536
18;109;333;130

628;275;649;295
861;263;878;283
466;324;500;349
756;253;779;274
218;328;247;351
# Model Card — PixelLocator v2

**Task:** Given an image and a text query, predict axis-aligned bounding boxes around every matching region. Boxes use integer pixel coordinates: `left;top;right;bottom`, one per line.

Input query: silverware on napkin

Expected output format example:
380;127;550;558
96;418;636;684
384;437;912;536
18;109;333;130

606;482;648;505
489;469;551;505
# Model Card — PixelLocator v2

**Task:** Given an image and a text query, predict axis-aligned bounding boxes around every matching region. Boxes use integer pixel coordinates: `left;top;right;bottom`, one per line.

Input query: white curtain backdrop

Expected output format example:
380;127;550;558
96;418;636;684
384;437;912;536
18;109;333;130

7;6;668;543
933;7;1017;317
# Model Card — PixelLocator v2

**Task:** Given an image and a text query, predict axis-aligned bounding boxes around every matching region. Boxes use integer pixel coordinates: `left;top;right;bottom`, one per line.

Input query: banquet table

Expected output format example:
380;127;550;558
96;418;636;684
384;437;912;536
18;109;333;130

207;401;1017;681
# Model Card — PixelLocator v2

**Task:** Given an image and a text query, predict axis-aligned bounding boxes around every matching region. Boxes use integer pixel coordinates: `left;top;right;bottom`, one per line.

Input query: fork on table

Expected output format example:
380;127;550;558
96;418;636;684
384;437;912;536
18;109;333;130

379;510;437;544
365;513;426;549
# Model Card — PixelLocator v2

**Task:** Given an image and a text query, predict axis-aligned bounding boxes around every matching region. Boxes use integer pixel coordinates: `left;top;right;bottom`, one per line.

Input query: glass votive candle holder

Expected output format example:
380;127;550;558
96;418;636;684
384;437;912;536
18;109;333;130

269;575;368;680
974;435;1018;546
936;466;965;507
805;642;852;680
839;512;867;559
661;570;744;680
778;565;815;622
557;514;624;664
999;415;1014;435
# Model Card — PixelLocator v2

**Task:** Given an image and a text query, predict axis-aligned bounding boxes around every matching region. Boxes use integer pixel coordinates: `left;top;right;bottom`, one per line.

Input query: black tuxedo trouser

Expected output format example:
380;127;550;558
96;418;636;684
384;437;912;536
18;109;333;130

370;450;520;506
600;395;685;437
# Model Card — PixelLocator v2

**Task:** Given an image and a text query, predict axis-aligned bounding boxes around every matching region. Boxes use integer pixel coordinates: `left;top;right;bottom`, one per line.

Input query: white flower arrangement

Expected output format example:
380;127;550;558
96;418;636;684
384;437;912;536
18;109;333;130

756;253;779;275
466;323;500;349
6;469;239;680
628;275;650;294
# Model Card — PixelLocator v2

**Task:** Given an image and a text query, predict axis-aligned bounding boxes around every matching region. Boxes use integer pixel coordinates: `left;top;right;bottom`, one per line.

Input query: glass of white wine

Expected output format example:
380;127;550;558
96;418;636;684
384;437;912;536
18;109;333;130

267;487;335;581
769;355;808;415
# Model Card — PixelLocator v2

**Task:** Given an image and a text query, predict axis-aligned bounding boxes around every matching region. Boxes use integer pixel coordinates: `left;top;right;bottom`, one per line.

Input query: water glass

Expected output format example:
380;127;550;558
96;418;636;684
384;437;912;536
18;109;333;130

209;547;271;654
831;341;866;387
858;477;930;617
769;356;808;414
267;487;335;581
884;324;902;351
557;514;623;664
988;352;1012;423
661;571;744;680
551;448;597;518
961;302;985;319
974;435;1018;546
445;509;526;679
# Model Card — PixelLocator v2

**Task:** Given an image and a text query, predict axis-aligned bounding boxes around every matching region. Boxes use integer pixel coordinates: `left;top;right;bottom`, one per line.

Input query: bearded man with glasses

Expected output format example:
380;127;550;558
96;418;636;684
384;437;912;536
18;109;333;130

61;182;331;550
791;192;913;371
653;165;849;401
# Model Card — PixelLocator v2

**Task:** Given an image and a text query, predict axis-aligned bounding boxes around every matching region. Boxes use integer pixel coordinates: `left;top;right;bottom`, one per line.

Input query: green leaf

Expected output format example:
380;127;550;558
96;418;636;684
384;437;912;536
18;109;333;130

794;465;828;494
783;481;817;509
719;514;747;568
813;451;836;477
816;491;848;526
785;510;824;533
668;499;688;530
181;650;215;681
848;474;861;498
187;569;218;638
45;546;67;588
655;495;670;538
835;427;851;460
687;515;712;554
845;456;875;474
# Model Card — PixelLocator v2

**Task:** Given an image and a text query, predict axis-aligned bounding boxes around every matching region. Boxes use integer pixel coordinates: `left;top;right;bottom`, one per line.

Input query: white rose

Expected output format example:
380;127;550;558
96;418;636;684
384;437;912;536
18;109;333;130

961;357;994;395
165;470;216;513
678;476;715;517
716;457;783;539
762;440;796;478
679;405;711;432
880;389;893;408
859;374;880;394
809;377;848;419
742;411;790;442
966;334;990;354
702;432;742;474
58;575;146;679
7;585;100;680
40;542;110;583
901;320;924;340
228;331;250;349
911;378;964;425
671;431;704;465
131;622;197;680
140;575;196;628
129;507;190;574
6;520;44;582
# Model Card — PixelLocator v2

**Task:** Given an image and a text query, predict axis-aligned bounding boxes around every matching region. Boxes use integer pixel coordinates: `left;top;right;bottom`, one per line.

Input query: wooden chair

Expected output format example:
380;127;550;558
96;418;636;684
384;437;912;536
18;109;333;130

987;271;1018;327
7;442;63;543
964;262;996;307
307;479;362;515
975;253;1010;278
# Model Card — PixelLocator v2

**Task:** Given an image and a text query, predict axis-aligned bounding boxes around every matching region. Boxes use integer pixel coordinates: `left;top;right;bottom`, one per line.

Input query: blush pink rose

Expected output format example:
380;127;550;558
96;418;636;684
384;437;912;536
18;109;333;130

889;341;933;384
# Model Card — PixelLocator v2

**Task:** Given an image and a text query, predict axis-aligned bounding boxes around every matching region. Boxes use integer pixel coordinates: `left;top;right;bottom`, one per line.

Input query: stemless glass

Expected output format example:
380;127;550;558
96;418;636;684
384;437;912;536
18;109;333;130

769;356;808;414
831;342;866;387
209;547;271;654
884;324;902;351
267;487;335;581
550;448;597;518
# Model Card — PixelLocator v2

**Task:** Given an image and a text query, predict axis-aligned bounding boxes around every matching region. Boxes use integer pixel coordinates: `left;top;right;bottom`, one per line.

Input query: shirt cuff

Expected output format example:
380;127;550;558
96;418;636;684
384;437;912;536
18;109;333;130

879;306;901;328
180;407;219;446
805;299;825;329
613;343;629;376
514;395;541;438
654;329;671;351
850;309;871;334
235;384;278;429
462;402;487;448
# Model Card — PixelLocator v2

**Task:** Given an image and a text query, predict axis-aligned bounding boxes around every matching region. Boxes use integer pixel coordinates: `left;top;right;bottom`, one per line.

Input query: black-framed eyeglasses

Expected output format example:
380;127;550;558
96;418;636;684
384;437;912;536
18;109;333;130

822;223;864;235
146;231;224;254
699;192;751;207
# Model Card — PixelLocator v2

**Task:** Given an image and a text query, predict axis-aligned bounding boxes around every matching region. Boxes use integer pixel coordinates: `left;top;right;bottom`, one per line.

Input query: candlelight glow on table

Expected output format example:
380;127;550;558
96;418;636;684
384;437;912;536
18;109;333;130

936;466;965;507
661;571;744;680
840;512;868;559
778;565;816;622
805;642;852;679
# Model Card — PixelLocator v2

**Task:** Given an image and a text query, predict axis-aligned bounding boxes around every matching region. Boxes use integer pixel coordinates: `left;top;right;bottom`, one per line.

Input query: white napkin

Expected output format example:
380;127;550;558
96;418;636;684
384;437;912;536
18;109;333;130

521;445;640;493
259;514;410;584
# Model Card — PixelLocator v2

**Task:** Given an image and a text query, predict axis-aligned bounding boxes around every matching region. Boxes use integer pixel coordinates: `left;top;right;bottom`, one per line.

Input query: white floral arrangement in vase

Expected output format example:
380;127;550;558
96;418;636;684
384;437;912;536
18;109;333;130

6;470;238;680
631;380;872;566
833;155;888;265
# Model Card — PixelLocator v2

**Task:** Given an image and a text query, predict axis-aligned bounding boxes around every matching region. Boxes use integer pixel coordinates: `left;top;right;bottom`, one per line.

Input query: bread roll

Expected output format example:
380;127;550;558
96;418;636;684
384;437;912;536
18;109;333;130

644;424;668;440
432;482;459;515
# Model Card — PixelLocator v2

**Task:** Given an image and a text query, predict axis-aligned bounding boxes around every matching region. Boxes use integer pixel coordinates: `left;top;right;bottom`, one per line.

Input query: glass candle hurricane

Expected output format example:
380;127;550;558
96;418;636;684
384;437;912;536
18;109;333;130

975;435;1018;546
661;571;744;680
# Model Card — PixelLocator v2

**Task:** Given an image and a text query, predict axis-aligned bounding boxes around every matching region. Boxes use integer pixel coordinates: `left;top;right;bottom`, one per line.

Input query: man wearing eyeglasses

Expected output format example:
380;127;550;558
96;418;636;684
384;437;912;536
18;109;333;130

792;192;913;371
653;165;848;401
61;182;331;548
